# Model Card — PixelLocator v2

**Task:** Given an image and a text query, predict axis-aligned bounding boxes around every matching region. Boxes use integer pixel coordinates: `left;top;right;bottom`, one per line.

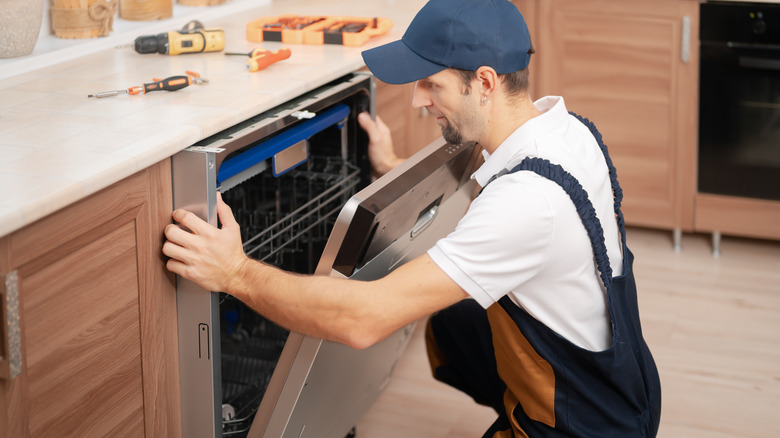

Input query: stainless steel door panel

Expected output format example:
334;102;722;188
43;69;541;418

172;148;223;438
279;177;476;438
249;138;480;438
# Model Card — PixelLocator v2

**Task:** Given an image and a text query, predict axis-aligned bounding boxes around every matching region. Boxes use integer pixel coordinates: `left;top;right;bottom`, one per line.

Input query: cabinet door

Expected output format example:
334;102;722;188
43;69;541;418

0;161;180;437
510;0;541;100
536;0;698;230
375;80;442;159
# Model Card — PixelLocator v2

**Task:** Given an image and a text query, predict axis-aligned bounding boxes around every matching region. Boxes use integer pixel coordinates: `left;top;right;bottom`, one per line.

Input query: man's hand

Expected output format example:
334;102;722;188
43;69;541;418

163;192;248;293
357;112;404;177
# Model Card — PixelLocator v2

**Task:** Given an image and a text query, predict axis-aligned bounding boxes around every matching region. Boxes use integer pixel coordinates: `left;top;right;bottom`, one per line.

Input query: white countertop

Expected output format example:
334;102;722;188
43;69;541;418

0;0;424;238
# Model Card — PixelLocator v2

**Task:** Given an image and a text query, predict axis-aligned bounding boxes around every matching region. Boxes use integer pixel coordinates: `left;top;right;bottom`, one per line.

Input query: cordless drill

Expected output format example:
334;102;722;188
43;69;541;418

134;20;225;55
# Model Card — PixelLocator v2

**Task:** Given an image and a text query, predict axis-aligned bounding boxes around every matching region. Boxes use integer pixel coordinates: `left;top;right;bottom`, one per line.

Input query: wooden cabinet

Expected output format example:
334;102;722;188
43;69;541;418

695;194;780;242
0;161;180;437
375;80;443;159
527;0;699;232
510;0;540;98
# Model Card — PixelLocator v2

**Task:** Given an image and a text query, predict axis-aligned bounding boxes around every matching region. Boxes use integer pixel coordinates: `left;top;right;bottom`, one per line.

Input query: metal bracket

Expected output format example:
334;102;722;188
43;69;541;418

186;146;225;154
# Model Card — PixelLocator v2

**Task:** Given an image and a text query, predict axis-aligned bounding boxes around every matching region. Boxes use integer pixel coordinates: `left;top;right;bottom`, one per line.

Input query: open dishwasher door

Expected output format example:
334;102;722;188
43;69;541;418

249;138;482;438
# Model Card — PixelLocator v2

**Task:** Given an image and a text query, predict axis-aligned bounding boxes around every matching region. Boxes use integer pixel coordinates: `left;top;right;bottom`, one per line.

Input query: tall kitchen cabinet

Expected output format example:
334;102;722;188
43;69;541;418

375;80;443;159
0;161;181;437
524;0;699;238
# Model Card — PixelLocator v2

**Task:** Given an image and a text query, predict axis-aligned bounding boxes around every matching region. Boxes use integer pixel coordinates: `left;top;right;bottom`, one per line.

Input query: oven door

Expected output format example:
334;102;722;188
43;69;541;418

698;2;780;201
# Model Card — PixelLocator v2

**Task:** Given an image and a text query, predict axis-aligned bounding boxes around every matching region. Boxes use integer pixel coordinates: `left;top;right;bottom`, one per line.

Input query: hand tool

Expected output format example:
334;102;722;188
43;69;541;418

265;16;325;30
324;21;368;35
224;47;271;58
245;47;292;73
133;20;225;55
88;71;208;98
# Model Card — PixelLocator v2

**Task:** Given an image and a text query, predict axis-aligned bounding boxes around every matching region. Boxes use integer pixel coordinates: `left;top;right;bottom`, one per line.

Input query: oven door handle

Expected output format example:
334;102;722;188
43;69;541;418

721;42;780;71
727;41;780;51
738;55;780;71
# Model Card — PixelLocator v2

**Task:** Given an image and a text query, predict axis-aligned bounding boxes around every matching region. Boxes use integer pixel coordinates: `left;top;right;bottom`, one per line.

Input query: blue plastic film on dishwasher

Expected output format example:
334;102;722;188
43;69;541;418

217;103;351;184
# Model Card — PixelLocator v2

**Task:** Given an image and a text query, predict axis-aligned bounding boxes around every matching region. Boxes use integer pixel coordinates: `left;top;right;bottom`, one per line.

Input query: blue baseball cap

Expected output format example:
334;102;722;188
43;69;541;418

362;0;531;84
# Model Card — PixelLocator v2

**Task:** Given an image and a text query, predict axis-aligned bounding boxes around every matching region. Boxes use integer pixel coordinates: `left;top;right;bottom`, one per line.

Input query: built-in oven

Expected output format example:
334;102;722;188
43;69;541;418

171;72;481;438
699;1;780;201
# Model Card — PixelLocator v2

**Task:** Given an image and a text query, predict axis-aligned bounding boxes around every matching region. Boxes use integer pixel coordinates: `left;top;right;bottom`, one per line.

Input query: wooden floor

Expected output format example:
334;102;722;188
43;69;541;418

356;227;780;438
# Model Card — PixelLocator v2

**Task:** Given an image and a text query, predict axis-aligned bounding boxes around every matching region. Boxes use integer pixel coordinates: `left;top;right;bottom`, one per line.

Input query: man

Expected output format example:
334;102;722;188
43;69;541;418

163;0;661;436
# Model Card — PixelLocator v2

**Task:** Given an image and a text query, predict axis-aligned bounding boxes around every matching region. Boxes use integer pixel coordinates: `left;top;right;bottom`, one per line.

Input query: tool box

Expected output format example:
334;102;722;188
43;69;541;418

246;15;393;46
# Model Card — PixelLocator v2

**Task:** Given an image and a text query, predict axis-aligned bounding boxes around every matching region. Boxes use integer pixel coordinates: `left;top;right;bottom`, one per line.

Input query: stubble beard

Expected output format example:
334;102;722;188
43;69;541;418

440;118;464;145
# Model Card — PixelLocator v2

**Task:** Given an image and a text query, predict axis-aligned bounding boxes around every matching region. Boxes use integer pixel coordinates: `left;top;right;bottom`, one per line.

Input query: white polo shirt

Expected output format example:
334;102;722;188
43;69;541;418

427;96;622;351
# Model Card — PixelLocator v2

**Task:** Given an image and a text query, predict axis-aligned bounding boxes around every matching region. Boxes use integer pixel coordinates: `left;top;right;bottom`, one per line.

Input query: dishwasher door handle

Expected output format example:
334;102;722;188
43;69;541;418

410;197;441;240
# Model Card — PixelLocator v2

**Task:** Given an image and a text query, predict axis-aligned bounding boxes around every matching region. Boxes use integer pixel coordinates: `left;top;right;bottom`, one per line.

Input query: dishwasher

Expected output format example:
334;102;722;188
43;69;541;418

171;72;482;438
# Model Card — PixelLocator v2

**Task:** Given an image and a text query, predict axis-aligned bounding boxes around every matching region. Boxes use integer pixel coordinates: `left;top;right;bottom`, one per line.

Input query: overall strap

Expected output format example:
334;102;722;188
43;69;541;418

479;112;624;289
508;157;613;290
568;111;627;246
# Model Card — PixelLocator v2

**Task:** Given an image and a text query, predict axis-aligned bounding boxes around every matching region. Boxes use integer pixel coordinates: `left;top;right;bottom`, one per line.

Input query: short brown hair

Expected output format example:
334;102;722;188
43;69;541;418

452;43;535;97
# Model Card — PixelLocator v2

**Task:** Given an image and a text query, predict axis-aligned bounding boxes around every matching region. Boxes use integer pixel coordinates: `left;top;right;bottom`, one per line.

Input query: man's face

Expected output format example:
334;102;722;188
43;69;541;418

412;69;481;145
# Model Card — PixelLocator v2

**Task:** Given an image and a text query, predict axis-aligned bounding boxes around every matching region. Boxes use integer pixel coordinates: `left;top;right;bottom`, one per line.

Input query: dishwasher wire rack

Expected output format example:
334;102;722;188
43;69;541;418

217;155;362;436
225;156;361;270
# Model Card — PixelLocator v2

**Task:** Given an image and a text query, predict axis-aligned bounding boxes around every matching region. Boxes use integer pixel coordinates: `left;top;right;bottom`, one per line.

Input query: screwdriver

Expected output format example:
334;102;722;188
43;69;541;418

88;71;207;98
245;47;292;72
224;47;270;58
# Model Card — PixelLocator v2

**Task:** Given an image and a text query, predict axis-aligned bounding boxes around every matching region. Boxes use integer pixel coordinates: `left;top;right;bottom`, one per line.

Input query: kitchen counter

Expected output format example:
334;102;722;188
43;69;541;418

0;0;424;238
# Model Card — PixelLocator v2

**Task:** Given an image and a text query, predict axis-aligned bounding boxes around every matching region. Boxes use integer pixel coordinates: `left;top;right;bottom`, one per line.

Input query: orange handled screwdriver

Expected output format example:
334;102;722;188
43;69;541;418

88;71;207;98
225;47;269;58
246;47;291;72
127;75;193;95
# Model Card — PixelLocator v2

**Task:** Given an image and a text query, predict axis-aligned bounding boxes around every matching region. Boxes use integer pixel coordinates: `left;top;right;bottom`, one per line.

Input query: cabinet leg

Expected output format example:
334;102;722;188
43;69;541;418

712;231;721;258
673;228;682;253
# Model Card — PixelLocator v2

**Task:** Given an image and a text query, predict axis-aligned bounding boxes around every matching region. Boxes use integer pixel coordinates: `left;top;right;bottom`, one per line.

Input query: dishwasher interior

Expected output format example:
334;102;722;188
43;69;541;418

171;73;481;438
218;110;365;436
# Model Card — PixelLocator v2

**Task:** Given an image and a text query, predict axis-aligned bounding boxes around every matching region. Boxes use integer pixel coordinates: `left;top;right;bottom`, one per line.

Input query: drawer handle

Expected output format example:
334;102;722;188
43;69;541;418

1;270;22;380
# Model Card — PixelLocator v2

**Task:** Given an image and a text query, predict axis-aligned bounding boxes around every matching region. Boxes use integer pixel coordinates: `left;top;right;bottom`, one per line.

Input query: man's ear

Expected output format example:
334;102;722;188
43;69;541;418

475;66;498;98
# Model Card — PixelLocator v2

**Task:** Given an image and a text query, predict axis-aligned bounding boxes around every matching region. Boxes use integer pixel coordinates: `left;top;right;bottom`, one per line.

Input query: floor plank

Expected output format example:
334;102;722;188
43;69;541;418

357;227;780;437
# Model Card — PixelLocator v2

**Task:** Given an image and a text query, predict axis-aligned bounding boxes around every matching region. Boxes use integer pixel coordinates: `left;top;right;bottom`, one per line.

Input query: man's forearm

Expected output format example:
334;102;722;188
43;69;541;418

163;194;466;350
224;253;467;350
225;258;380;349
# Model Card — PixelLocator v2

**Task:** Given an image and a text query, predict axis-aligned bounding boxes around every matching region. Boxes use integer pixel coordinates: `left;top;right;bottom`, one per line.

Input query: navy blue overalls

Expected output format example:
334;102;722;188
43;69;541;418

426;114;662;437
